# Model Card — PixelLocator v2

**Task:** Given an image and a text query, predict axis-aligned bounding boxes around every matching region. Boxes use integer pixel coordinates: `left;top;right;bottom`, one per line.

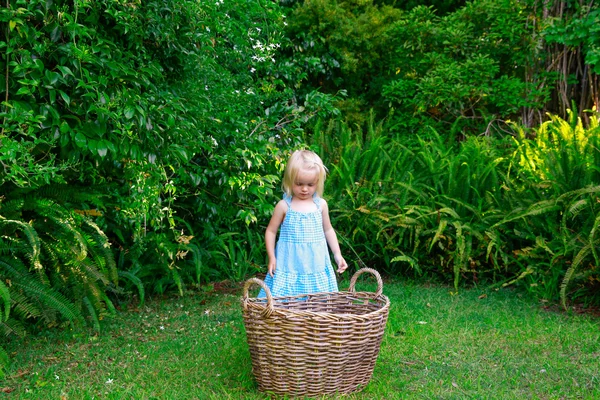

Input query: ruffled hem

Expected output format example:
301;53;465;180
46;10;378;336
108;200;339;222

257;267;338;298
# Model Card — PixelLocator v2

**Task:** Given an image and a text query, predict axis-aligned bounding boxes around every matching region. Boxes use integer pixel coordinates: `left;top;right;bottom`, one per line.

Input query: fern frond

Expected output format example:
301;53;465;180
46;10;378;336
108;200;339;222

170;266;184;297
180;242;204;284
439;195;483;220
30;198;88;261
436;207;461;220
0;280;10;321
81;219;118;284
101;291;117;316
0;219;42;269
11;280;83;324
428;219;448;253
80;260;111;286
0;255;33;280
83;281;111;323
0;317;26;338
560;243;593;309
590;214;600;266
390;253;421;274
453;221;466;291
556;185;600;203
34;184;105;207
492;200;561;228
566;198;589;218
118;271;145;306
0;198;25;218
82;296;100;332
9;290;42;320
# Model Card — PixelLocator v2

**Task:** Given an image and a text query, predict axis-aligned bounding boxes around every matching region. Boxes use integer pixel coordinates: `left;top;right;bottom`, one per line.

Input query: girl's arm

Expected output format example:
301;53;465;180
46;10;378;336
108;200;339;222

265;200;287;277
321;199;348;273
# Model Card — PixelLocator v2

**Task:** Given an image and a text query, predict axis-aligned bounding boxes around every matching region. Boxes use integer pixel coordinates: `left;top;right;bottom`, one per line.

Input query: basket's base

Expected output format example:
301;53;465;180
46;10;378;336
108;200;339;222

256;374;372;397
252;359;376;397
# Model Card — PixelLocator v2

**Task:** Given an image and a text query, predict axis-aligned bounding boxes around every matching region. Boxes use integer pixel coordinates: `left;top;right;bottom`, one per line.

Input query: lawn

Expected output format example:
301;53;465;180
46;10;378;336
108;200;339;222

2;276;599;399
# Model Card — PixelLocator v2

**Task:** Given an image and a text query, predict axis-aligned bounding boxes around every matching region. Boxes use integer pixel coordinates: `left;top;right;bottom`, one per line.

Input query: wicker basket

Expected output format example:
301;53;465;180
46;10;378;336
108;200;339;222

242;267;390;397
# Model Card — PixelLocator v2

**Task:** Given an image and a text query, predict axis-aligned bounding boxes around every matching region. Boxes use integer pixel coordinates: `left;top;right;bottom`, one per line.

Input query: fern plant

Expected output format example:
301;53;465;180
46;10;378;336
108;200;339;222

312;116;513;288
496;111;600;306
558;186;600;308
0;184;120;356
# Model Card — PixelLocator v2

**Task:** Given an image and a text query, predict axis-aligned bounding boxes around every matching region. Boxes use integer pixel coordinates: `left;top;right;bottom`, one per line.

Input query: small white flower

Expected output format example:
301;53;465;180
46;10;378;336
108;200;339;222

160;326;165;330
106;378;114;384
205;309;211;315
55;375;59;380
540;369;547;373
250;68;256;73
417;321;427;325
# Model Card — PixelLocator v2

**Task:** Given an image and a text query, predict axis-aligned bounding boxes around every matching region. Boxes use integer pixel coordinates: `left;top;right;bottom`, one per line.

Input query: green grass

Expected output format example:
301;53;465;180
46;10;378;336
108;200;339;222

2;277;599;399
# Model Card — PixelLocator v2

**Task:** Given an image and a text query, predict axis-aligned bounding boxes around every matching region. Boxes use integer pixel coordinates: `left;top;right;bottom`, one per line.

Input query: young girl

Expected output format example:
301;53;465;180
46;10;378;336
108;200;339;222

258;150;348;298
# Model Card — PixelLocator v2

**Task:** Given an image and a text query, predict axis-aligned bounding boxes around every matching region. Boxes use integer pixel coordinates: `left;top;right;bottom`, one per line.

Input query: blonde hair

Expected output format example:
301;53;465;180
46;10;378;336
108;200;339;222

282;150;328;197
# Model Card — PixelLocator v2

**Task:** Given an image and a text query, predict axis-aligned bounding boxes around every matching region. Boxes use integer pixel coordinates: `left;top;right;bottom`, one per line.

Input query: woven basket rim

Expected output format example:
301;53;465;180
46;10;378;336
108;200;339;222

244;294;390;320
243;268;389;319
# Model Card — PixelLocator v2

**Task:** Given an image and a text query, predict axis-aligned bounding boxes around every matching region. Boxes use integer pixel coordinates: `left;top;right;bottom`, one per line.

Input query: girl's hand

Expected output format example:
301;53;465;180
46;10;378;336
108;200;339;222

335;255;348;273
268;259;277;277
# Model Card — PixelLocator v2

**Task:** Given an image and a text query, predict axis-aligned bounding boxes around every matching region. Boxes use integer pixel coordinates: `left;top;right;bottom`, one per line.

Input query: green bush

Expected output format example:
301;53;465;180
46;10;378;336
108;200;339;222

0;0;340;374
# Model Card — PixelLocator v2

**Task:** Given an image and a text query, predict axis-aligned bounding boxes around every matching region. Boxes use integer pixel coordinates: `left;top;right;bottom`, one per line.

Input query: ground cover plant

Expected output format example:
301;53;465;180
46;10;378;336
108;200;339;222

1;278;599;398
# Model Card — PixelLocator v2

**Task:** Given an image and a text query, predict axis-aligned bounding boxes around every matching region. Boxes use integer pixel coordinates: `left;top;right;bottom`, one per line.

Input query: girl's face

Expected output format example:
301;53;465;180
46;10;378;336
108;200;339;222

293;168;318;200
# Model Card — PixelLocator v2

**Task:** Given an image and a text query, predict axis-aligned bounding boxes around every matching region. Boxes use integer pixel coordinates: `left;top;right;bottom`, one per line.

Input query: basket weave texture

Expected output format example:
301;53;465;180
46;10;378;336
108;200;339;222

242;268;389;397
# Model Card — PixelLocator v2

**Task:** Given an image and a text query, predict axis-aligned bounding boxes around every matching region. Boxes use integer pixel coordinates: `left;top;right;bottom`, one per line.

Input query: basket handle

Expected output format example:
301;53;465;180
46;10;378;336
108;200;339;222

242;277;275;316
348;267;383;296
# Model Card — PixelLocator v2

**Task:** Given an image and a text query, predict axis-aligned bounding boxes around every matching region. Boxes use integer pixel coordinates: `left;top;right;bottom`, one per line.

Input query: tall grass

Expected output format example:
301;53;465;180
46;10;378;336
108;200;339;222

310;110;600;307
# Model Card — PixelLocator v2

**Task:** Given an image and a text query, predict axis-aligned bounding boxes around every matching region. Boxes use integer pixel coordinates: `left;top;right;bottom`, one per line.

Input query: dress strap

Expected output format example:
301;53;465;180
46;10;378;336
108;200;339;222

312;193;321;210
283;193;292;208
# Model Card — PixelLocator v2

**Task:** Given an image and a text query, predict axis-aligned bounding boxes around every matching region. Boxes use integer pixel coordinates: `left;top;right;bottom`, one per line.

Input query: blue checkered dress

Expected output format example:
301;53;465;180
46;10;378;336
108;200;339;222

258;194;338;298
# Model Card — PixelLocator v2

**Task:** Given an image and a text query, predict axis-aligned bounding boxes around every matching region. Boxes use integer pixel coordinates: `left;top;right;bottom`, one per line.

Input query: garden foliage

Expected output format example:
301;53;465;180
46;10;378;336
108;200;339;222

0;0;340;373
311;110;600;307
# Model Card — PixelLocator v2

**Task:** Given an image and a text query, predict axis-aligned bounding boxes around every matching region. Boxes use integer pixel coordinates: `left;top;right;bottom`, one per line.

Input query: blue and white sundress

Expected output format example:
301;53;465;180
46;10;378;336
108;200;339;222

258;193;338;298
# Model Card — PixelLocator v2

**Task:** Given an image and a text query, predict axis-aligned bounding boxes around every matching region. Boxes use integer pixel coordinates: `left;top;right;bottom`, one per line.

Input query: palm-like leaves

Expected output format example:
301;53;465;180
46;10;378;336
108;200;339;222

312;110;600;307
0;185;120;373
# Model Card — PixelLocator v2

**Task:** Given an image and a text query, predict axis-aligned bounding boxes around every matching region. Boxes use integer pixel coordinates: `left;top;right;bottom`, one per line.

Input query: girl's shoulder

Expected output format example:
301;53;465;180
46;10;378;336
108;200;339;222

274;199;288;211
276;198;288;206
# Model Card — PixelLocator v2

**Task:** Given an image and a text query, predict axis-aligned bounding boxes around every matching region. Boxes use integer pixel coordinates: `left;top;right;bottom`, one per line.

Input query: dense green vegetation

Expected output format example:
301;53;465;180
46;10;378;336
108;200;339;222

312;111;600;305
1;0;599;378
